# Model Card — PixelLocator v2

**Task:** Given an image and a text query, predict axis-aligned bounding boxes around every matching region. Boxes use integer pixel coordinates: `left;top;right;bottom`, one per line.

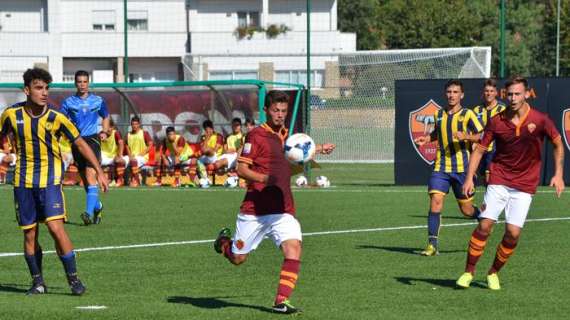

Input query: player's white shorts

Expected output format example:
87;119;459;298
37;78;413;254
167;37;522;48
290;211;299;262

218;153;238;170
232;213;302;255
166;156;192;167
101;154;129;166
131;155;148;168
0;152;17;166
199;154;218;165
480;184;533;228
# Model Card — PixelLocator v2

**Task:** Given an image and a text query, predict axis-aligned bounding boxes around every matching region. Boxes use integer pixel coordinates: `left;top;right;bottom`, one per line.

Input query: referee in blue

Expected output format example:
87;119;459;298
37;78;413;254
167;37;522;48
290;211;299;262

61;70;110;225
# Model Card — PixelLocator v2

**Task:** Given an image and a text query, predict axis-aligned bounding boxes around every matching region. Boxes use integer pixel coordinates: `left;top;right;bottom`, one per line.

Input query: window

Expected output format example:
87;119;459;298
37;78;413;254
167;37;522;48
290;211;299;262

275;70;324;88
127;10;148;31
209;71;258;81
129;72;177;83
237;11;260;28
92;10;115;31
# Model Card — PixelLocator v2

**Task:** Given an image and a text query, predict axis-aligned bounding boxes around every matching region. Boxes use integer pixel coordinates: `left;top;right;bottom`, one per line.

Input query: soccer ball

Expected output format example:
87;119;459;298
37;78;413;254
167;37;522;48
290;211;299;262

284;133;316;164
224;176;239;188
295;175;308;187
199;177;210;188
315;176;331;188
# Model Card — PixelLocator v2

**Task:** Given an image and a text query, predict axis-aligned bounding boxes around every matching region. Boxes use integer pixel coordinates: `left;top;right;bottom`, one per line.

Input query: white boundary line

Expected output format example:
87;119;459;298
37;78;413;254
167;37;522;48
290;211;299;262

1;216;568;258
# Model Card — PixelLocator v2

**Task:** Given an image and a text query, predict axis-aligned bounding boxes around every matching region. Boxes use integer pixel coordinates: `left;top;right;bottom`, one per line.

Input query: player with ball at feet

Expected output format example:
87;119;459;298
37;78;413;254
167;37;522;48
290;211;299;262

213;90;334;314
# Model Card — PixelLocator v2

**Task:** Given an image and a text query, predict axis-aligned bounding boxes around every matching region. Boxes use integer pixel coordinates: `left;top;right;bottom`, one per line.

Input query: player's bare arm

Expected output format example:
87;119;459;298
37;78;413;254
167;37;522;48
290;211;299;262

100;116;111;139
74;137;109;192
462;145;485;196
550;137;565;197
116;137;125;162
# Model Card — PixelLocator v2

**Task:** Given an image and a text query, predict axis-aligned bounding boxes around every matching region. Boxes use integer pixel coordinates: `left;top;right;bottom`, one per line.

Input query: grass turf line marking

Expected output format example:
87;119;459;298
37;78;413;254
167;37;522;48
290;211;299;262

1;217;569;258
75;306;108;310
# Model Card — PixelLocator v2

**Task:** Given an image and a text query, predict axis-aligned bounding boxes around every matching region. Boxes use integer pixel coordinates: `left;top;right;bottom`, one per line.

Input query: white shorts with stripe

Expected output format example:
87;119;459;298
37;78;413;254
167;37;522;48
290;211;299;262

232;213;302;255
480;184;533;228
101;154;129;166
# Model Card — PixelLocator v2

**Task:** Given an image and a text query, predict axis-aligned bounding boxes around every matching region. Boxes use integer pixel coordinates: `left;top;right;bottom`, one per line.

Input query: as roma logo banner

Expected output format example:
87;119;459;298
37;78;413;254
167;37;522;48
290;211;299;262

563;108;570;152
409;99;442;165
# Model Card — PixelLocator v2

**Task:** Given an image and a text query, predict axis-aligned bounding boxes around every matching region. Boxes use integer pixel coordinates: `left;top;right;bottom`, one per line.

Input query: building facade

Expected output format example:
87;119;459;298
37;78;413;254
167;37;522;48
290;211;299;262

0;0;355;90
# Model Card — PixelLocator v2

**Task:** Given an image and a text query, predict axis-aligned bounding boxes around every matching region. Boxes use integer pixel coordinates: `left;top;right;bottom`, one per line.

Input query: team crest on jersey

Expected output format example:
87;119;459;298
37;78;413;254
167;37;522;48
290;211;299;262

563;108;570;152
45;122;53;131
409;99;442;165
235;239;245;250
527;123;536;133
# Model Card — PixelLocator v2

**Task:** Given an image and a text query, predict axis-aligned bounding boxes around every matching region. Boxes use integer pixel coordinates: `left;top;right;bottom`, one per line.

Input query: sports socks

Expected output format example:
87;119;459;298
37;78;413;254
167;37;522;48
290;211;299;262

427;211;441;247
465;229;489;273
59;251;78;279
275;259;301;305
24;251;43;284
489;236;518;274
85;185;99;217
116;163;126;185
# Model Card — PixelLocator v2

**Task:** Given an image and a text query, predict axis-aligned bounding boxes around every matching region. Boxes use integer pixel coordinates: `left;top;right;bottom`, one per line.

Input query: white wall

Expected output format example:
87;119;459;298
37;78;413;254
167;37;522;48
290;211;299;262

0;0;45;32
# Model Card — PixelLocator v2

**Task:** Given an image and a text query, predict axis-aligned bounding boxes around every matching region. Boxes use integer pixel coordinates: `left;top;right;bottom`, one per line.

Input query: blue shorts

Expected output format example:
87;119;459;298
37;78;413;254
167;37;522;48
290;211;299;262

14;185;67;230
428;171;475;202
477;150;495;177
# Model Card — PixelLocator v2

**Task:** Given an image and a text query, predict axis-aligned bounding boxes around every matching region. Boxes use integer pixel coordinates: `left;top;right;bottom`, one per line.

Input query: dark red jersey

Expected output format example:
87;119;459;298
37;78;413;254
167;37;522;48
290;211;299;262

479;106;561;194
238;123;295;216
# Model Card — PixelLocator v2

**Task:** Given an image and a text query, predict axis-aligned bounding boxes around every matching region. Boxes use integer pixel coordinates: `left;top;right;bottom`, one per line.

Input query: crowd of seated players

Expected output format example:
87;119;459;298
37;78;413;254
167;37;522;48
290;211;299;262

52;116;253;188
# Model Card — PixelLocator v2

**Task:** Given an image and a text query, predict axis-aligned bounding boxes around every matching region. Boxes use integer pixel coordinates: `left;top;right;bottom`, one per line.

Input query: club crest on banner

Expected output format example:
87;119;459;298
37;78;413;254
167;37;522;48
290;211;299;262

563;108;570;152
409;99;442;165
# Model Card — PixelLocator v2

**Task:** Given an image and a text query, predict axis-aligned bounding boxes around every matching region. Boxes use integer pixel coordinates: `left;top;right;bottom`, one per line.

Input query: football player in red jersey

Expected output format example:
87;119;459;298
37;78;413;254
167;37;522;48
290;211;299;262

213;90;334;314
456;76;565;290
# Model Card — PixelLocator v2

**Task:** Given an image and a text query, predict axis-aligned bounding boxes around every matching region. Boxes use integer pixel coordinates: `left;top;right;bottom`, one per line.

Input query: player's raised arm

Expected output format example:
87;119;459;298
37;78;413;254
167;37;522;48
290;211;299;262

549;137;565;197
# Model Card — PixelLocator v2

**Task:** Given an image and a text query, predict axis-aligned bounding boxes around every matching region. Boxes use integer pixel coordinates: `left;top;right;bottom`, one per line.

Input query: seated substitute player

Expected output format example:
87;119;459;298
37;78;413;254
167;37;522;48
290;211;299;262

0;134;16;184
244;117;256;133
100;118;128;187
126;116;153;187
213;90;335;314
199;119;223;165
456;76;565;290
214;117;244;173
414;79;484;256
161;126;206;187
0;68;109;295
472;79;506;184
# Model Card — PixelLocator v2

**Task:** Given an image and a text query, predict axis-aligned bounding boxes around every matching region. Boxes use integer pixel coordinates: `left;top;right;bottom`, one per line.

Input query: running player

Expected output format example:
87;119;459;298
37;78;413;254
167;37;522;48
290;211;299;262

456;76;565;290
414;80;484;256
213;90;335;314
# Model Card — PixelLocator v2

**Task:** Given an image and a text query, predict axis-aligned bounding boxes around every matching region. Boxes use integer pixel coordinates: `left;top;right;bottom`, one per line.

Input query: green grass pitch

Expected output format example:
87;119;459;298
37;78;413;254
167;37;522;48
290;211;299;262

0;164;568;319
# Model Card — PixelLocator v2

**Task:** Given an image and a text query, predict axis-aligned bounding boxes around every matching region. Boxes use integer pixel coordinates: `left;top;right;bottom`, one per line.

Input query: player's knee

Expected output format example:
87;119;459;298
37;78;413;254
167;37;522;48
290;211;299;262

459;203;475;217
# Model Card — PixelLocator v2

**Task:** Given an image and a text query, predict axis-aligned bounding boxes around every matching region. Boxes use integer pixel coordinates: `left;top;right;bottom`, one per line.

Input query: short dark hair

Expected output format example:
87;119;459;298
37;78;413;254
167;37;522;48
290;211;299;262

245;118;255;126
74;70;90;82
166;126;175;134
131;116;140;123
23;68;52;87
505;76;528;90
231;118;242;126
202;119;214;129
483;78;498;89
264;90;289;109
445;79;464;92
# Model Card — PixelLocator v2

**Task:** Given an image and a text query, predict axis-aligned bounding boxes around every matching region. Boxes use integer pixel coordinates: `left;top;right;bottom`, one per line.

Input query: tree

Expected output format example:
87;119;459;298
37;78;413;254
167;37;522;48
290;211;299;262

338;0;383;50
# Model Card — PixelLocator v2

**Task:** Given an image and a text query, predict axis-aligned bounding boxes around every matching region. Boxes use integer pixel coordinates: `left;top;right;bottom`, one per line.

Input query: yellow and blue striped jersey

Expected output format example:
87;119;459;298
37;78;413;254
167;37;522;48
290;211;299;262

473;102;506;151
433;108;484;173
0;103;80;188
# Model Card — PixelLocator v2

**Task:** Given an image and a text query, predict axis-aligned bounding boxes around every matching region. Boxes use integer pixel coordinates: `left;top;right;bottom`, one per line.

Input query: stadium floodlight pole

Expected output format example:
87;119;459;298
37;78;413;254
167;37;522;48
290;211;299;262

556;0;561;77
499;0;506;78
123;0;129;82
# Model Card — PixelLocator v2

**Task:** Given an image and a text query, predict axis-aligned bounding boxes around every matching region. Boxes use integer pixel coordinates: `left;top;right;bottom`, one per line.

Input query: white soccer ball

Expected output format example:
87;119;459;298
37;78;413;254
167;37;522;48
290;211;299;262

284;133;316;165
315;175;331;188
224;176;239;188
199;177;210;188
295;175;308;187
